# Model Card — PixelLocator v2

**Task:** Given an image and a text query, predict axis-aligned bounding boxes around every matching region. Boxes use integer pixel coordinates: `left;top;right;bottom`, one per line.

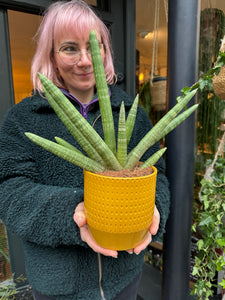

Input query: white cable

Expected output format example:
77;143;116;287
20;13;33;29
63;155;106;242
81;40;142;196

98;253;106;300
155;0;160;75
163;0;168;23
151;0;159;85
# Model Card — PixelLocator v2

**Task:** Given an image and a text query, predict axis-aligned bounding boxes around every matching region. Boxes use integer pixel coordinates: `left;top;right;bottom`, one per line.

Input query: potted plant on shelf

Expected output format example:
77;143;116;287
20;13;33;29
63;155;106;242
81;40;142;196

25;30;198;251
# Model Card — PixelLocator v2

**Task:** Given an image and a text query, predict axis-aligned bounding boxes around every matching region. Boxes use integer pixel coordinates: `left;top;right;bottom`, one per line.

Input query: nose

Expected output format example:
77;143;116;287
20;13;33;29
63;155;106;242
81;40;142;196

77;49;91;66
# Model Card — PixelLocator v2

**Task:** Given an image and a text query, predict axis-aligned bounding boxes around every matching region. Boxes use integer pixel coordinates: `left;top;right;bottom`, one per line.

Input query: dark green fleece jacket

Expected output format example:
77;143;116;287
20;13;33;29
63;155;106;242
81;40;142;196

0;85;170;300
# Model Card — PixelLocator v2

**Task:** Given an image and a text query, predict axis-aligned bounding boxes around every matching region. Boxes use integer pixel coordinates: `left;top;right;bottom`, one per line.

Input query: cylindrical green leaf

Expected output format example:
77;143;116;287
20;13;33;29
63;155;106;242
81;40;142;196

139;147;167;169
126;94;139;144
160;104;199;138
117;102;127;167
25;132;104;173
38;73;122;171
43;86;104;164
54;137;83;155
89;30;116;154
126;89;198;169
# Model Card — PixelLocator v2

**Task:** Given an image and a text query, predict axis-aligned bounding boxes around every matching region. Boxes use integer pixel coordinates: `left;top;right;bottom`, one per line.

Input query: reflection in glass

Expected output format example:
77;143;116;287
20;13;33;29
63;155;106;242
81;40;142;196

8;10;42;104
85;0;97;6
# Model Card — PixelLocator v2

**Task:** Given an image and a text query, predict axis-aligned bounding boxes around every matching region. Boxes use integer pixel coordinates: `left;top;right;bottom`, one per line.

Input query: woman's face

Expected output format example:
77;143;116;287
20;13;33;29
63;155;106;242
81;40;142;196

54;31;105;103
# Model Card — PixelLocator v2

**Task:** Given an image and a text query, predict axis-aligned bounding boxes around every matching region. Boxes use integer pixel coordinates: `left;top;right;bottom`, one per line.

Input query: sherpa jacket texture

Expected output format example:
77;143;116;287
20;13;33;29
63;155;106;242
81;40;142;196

0;85;170;300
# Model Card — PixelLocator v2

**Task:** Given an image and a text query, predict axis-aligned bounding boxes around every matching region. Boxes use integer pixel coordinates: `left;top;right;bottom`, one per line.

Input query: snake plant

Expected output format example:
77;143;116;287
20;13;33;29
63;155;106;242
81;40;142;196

25;30;198;173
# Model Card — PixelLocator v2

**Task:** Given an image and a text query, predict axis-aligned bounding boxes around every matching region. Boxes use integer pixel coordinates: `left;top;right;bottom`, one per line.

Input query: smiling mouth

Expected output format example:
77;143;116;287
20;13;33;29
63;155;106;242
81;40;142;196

78;72;93;77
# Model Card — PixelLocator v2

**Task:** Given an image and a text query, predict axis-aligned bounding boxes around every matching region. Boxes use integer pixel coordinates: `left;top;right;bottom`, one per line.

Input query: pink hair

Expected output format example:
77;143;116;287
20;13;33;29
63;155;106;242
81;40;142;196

31;0;116;93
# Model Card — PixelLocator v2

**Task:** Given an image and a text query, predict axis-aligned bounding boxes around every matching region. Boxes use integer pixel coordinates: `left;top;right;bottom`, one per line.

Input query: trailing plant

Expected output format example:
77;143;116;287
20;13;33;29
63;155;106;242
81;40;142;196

191;132;225;300
196;8;225;185
170;43;225;299
0;275;27;300
25;30;198;173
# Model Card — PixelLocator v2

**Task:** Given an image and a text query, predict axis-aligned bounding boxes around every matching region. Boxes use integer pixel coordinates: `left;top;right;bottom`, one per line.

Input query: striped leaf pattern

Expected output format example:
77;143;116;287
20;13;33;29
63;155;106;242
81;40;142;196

25;30;199;173
140;147;167;169
126;89;198;169
54;137;83;154
126;94;139;144
42;85;104;164
117;102;127;167
25;133;104;173
89;30;116;155
39;73;122;171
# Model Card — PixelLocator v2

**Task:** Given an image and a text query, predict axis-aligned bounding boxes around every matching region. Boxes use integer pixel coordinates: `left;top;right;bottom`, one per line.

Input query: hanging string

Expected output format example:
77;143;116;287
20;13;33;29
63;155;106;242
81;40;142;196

150;0;159;85
155;0;160;75
208;0;212;10
150;0;168;85
163;0;168;23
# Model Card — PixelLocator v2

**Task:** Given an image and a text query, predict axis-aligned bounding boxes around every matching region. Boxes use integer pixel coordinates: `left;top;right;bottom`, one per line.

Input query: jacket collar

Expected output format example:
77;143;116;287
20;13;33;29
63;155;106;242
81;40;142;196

31;85;134;112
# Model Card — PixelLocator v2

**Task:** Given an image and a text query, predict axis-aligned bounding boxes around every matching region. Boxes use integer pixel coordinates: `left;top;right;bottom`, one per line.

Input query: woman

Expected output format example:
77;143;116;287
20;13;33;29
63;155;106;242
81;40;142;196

0;1;170;299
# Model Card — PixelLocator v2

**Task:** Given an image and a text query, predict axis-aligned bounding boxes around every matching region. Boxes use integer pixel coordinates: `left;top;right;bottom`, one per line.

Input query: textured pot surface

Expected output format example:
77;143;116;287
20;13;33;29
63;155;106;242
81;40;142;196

84;166;157;250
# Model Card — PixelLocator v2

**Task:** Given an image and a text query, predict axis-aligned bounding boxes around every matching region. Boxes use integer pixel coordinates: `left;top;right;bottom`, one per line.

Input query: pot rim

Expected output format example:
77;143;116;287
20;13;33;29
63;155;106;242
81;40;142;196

83;165;157;180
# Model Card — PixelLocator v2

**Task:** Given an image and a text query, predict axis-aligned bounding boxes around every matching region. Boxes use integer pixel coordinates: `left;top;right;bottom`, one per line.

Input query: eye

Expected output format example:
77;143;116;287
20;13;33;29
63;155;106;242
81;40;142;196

86;45;91;54
60;45;79;55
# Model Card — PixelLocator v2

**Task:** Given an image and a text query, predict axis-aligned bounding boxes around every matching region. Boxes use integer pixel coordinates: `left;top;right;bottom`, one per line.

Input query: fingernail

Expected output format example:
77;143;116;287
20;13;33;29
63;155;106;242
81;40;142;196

128;250;133;254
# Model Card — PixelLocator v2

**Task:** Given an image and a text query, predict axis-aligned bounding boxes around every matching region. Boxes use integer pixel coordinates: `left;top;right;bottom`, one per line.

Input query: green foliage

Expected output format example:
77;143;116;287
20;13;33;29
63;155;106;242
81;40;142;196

0;275;27;300
195;7;225;186
25;30;198;172
0;279;16;300
89;30;116;154
191;155;225;299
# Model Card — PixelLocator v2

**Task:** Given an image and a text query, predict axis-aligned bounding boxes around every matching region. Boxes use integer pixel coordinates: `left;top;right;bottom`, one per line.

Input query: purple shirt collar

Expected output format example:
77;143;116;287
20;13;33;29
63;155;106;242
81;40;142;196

59;88;111;120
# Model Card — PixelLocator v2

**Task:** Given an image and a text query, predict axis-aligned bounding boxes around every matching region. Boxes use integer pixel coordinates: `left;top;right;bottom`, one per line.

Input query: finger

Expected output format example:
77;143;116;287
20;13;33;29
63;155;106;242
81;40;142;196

75;201;84;213
149;206;160;235
133;231;152;255
80;226;118;258
126;249;134;254
149;214;159;235
73;202;86;227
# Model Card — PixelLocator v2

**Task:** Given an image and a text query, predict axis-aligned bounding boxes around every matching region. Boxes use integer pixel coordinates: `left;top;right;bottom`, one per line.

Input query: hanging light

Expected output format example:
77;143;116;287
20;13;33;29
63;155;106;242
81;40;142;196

138;31;151;39
139;72;144;81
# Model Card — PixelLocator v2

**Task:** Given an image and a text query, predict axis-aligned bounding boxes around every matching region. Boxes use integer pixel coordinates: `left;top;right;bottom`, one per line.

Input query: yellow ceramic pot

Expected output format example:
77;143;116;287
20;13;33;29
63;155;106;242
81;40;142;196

84;166;157;251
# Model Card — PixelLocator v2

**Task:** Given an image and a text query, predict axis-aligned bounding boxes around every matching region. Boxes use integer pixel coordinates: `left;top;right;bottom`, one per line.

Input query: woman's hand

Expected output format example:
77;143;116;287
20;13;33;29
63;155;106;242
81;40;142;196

73;202;118;258
74;202;160;257
127;205;160;255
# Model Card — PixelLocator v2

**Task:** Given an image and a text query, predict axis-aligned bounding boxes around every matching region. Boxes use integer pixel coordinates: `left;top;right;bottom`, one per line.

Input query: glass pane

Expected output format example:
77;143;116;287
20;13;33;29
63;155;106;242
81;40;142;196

201;0;225;12
8;10;42;104
85;0;97;6
136;0;168;125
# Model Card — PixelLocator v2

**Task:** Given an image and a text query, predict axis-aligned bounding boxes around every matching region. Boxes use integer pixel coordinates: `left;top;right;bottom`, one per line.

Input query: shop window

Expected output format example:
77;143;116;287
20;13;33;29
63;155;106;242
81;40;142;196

8;10;42;104
85;0;97;6
136;0;168;126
